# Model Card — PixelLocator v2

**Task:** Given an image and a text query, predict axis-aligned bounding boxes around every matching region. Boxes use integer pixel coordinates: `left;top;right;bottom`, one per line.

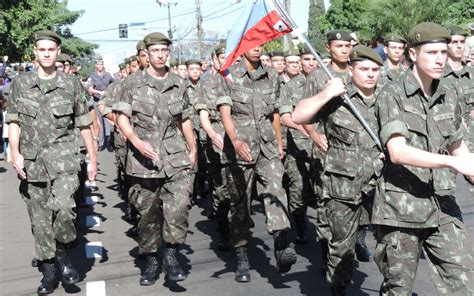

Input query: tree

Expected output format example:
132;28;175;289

307;0;329;53
0;0;97;62
318;0;474;43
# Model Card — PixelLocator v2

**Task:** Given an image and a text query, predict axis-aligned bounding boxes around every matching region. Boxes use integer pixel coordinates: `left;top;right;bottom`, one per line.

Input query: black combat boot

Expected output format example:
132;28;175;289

273;230;297;273
293;213;308;245
163;244;187;281
140;253;159;286
55;242;79;285
355;226;373;262
234;246;251;282
330;285;346;296
37;259;59;294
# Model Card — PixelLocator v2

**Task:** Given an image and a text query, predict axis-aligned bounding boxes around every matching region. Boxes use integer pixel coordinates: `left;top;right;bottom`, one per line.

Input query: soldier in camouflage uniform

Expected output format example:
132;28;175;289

444;25;474;151
136;40;149;70
302;30;375;266
278;48;314;244
217;45;296;282
293;45;384;295
185;59;208;201
196;44;232;250
379;33;407;87
7;30;98;294
114;32;196;286
374;22;474;295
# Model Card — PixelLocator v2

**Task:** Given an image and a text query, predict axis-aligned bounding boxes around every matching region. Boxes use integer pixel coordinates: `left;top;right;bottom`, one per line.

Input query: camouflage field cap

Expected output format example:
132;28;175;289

284;47;300;58
56;53;68;63
169;60;178;67
326;30;353;42
128;55;139;62
136;40;146;52
118;63;127;70
383;33;407;45
446;25;468;37
143;32;172;47
214;44;226;56
34;30;62;45
65;54;74;64
270;51;284;58
299;44;313;55
350;45;383;66
407;22;451;47
185;59;202;67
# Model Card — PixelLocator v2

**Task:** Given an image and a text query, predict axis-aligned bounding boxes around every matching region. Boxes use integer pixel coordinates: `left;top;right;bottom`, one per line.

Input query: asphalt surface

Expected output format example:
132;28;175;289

0;150;473;296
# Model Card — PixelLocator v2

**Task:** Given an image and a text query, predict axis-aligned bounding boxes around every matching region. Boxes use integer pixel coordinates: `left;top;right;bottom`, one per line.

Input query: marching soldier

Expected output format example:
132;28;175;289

293;45;384;295
379;33;407;87
7;30;97;294
374;22;474;295
114;32;196;285
217;45;296;282
278;47;313;244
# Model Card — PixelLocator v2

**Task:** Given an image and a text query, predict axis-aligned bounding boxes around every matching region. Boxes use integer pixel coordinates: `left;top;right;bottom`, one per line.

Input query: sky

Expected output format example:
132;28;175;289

67;0;330;63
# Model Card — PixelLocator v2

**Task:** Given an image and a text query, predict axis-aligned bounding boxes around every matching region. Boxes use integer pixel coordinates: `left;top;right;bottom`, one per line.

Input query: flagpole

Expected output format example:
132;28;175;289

272;0;383;152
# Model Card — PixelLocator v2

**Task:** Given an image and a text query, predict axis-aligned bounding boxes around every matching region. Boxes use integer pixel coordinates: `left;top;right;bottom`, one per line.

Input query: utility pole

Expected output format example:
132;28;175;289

196;0;203;60
283;0;291;51
156;0;177;40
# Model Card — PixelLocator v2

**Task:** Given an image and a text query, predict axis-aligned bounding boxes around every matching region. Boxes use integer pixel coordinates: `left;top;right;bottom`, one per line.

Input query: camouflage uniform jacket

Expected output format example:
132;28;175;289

186;79;205;141
319;84;382;204
196;73;229;164
216;59;280;164
114;70;192;178
6;71;92;182
374;70;465;228
443;64;474;150
379;61;405;88
100;79;126;148
278;73;313;158
303;65;351;157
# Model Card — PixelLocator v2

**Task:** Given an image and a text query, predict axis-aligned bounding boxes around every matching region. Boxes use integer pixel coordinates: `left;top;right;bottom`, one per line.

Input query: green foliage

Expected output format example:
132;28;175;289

264;37;284;52
310;0;474;42
0;0;97;62
307;0;326;40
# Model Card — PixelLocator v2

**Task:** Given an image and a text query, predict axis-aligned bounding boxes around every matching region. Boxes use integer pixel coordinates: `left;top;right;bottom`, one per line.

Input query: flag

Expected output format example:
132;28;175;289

220;0;292;77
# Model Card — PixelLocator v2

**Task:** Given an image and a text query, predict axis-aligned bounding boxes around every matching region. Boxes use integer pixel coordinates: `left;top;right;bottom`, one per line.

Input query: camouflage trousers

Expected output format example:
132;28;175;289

207;162;231;235
226;155;291;247
129;170;193;254
284;154;315;215
74;150;87;206
375;221;474;296
115;145;127;198
20;173;79;260
193;140;209;198
324;198;370;287
312;153;328;243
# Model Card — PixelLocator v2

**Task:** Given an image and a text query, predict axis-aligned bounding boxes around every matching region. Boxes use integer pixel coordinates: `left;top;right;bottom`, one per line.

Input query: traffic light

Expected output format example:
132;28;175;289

119;24;128;38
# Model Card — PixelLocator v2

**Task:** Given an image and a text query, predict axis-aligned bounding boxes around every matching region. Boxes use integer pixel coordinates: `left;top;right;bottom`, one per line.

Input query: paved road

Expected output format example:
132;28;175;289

1;151;473;296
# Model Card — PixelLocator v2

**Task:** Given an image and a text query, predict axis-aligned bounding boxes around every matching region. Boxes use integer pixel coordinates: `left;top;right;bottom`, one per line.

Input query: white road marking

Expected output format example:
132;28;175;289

85;195;99;205
86;215;101;228
85;242;103;259
86;281;106;296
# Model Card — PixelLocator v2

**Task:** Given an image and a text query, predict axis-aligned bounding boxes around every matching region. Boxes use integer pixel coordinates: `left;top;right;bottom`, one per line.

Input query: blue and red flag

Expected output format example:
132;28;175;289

220;0;292;78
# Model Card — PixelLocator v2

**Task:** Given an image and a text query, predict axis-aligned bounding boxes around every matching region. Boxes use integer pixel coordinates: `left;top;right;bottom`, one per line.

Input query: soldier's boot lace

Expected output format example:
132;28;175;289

235;246;251;282
355;226;373;262
163;244;187;281
330;285;346;296
55;242;79;285
273;230;297;273
37;258;59;294
293;213;309;245
139;253;159;286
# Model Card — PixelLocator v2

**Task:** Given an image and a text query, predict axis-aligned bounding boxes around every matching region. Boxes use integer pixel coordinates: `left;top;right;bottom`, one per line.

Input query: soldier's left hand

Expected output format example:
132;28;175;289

12;153;26;179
